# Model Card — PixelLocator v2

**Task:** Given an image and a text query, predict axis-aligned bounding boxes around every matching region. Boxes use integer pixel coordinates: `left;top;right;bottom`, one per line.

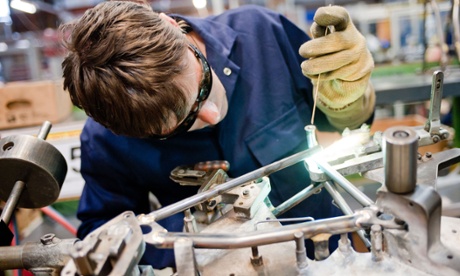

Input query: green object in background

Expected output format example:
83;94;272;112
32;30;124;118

372;62;424;77
372;60;460;78
51;200;79;217
453;97;460;148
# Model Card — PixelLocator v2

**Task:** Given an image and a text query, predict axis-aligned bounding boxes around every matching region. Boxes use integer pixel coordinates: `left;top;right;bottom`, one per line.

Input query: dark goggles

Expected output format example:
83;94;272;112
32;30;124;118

151;43;213;140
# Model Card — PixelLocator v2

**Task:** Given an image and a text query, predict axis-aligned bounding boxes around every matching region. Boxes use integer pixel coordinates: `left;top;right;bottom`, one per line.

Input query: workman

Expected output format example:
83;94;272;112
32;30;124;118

60;1;375;268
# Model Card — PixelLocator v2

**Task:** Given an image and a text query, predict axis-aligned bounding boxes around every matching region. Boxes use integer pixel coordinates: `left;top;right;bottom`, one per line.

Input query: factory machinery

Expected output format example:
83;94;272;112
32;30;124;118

0;71;459;275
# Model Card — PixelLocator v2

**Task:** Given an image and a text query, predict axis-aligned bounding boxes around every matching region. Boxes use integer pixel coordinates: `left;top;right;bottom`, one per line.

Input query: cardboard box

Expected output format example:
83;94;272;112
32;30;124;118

0;199;43;241
15;208;43;239
0;80;73;130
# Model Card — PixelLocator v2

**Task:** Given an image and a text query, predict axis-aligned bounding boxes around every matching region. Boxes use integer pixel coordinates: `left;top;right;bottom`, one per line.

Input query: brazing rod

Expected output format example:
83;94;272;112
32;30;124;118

142;146;322;222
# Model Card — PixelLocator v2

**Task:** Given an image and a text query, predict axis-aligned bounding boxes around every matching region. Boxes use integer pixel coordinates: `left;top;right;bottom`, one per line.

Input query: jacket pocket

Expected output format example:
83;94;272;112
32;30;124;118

245;103;310;166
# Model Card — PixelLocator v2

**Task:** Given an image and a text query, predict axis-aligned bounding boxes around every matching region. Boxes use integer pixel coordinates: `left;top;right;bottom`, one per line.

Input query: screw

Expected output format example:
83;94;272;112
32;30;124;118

242;190;250;196
207;200;217;210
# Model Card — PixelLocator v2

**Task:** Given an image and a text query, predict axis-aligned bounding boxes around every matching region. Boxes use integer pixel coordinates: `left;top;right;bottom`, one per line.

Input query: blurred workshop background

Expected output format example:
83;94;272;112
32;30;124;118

0;0;459;275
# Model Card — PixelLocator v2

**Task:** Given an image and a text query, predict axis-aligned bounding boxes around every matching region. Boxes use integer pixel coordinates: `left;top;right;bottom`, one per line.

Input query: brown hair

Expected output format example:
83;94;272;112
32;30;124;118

60;0;189;137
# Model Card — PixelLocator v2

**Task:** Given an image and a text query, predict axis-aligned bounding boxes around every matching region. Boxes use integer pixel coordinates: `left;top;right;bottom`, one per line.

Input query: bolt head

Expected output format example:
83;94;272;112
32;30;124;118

40;233;56;245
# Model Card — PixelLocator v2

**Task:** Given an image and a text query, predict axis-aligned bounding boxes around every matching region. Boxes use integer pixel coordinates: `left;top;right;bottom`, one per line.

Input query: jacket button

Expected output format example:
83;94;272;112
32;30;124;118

223;67;232;76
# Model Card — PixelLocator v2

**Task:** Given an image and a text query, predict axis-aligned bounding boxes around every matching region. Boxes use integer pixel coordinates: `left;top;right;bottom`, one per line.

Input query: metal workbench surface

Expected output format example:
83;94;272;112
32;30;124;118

372;69;460;105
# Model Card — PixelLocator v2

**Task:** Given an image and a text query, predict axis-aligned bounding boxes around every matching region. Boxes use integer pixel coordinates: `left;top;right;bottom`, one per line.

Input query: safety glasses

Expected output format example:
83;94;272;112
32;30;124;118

151;43;213;140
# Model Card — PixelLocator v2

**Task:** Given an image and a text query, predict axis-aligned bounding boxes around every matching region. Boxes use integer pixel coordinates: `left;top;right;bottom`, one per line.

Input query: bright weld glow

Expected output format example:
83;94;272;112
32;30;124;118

303;129;371;168
10;0;36;14
15;39;30;49
192;0;207;9
0;42;7;52
326;135;367;153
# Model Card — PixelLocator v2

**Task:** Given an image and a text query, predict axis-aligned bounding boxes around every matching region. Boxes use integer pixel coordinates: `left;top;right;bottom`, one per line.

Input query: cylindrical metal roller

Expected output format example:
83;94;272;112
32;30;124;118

383;126;418;194
0;237;77;271
0;134;67;208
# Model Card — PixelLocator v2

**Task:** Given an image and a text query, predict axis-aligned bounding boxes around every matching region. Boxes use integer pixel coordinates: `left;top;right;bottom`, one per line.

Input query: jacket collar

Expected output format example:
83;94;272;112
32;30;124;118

174;15;240;104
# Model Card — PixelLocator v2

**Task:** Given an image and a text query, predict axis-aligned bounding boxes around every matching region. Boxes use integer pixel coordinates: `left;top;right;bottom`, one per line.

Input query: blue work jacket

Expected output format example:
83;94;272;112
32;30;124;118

77;5;351;268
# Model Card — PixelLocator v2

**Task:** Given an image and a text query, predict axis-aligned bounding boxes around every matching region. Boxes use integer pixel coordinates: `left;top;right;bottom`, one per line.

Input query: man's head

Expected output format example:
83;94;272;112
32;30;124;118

61;0;197;138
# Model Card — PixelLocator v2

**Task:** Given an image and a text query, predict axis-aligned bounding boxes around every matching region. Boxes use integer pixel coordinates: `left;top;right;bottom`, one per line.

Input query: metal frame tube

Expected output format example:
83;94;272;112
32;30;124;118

147;211;369;249
324;181;371;248
315;159;374;207
143;146;321;222
272;183;324;217
0;238;77;271
0;245;24;270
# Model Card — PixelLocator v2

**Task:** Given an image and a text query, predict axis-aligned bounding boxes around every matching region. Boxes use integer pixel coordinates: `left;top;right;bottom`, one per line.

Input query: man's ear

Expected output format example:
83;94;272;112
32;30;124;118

159;13;180;28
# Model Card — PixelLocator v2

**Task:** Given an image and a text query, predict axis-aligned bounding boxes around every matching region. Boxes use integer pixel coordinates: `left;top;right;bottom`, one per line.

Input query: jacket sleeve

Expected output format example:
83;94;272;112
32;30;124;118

76;124;151;239
76;120;189;268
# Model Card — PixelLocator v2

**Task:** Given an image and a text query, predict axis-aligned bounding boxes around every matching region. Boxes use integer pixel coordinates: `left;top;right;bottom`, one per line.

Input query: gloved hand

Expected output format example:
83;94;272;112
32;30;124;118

299;5;375;130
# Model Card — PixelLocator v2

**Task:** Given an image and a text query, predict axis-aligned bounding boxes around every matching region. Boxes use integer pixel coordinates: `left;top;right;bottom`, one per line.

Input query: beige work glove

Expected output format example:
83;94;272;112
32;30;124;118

299;5;375;131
